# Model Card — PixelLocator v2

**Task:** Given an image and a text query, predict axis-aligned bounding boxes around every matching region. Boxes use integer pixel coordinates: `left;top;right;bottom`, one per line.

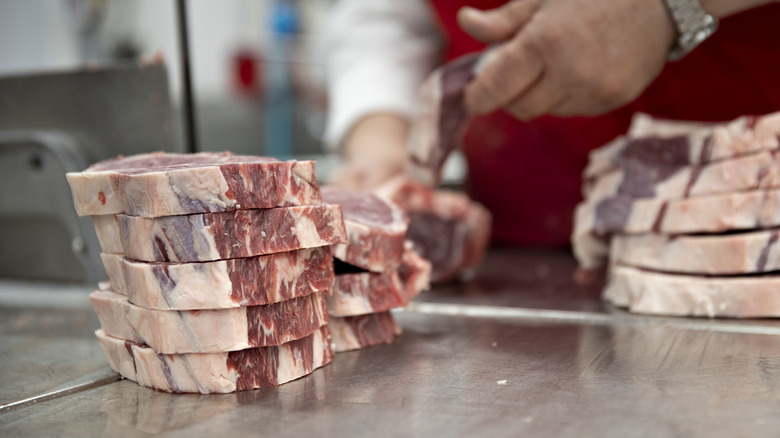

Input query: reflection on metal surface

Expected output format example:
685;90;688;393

405;301;780;336
0;370;118;414
4;251;780;437
0;304;103;404
4;312;780;437
418;247;608;313
97;363;333;435
100;381;236;434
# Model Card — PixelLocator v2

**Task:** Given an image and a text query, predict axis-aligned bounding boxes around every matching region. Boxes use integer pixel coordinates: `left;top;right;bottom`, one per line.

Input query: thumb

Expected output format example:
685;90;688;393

457;1;539;43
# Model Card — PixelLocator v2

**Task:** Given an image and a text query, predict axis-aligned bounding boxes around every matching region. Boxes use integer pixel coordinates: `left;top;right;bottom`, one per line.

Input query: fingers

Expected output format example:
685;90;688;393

550;81;643;118
457;0;540;43
464;38;544;115
504;75;569;121
328;157;405;190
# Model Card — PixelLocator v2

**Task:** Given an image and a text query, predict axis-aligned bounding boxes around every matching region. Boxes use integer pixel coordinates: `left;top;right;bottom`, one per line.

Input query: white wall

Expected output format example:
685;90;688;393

0;0;81;76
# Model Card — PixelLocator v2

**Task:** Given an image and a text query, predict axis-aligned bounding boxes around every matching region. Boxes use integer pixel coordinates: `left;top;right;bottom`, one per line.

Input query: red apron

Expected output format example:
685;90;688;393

428;1;780;246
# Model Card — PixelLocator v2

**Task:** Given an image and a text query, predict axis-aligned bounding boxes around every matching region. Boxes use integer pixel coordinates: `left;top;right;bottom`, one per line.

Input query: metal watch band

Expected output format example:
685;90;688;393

663;0;719;61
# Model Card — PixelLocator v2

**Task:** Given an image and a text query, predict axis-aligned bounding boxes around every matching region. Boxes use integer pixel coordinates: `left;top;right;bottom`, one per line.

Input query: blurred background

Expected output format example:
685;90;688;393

0;0;336;283
0;0;333;156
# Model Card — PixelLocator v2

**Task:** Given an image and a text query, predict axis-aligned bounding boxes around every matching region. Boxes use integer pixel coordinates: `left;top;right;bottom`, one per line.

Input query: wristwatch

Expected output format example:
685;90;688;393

662;0;719;61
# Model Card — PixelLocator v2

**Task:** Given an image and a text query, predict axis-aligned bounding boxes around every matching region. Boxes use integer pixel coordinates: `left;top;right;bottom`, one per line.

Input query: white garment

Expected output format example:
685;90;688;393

323;0;443;149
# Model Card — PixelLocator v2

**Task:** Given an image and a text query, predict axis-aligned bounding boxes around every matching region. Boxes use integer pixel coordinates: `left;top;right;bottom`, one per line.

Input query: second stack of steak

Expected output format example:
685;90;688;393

67;152;347;393
571;111;780;317
321;188;431;352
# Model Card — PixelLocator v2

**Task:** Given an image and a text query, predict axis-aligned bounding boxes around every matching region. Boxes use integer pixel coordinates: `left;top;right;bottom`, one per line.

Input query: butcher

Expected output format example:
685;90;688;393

324;0;780;247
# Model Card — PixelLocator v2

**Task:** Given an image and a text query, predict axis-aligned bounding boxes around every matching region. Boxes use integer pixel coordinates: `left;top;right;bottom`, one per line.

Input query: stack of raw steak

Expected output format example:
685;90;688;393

321;187;431;352
67;152;348;393
572;111;780;317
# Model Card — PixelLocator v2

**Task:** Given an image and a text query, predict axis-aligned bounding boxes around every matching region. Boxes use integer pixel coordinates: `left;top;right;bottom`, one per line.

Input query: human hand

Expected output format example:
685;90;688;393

458;0;676;120
328;157;405;190
328;113;409;190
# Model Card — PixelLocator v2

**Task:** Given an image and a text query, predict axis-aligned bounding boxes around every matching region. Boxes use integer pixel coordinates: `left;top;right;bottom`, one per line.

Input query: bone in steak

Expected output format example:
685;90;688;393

322;187;408;273
583;111;780;179
96;326;332;393
101;247;334;310
66;151;321;217
604;264;780;318
116;204;346;262
610;229;780;275
328;244;431;317
406;52;484;187
91;289;328;354
574;187;780;270
329;311;401;353
377;176;491;282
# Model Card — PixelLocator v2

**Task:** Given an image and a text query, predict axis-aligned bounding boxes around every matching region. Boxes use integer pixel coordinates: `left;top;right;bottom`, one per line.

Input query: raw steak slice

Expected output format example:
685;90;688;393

101;247;334;310
604;264;780;318
406;52;484;187
328;270;404;317
610;229;780;275
91;290;141;343
328;244;431;317
93;214;122;254
377;176;491;282
584;149;780;201
321;187;408;273
90;289;328;354
97;330;139;382
573;187;780;270
66;151;321;217
329;311;401;352
117;204;347;262
627;112;713;137
584;111;780;178
101;251;127;294
96;326;333;393
397;244;433;302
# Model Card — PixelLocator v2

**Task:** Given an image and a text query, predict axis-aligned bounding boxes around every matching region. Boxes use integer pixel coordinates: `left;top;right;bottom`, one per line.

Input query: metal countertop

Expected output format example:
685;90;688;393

3;248;780;437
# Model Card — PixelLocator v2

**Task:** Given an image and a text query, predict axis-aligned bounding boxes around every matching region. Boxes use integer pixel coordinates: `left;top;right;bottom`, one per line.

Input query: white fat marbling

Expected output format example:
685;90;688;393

167;166;234;212
92;290;249;354
66;171;122;216
612;230;780;275
573;188;780;270
605;264;780;317
95;328;330;393
92;214;123;254
95;329;138;381
327;316;362;352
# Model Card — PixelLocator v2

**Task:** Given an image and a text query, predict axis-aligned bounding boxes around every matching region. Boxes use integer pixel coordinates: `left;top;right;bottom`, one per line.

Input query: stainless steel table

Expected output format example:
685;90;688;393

3;248;780;437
